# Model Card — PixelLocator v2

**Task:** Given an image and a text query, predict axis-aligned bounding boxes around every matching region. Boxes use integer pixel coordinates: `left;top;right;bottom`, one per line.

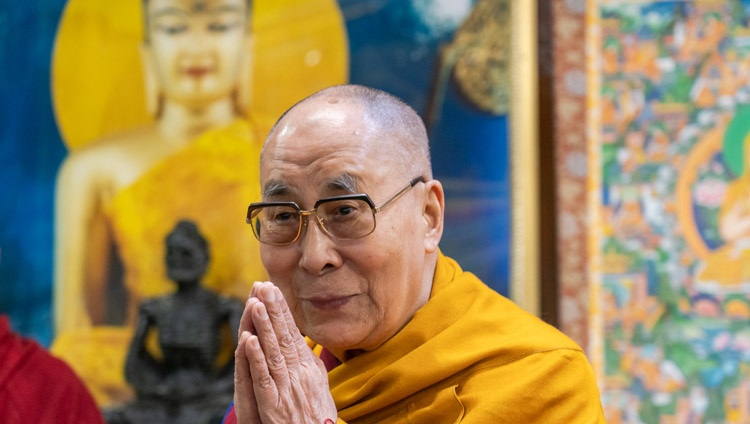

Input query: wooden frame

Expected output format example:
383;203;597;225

510;0;540;315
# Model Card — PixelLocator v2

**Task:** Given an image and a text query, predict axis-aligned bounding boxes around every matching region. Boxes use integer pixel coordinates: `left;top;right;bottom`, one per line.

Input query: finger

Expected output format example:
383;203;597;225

237;281;265;339
250;281;264;298
245;333;280;404
260;284;301;370
238;296;259;340
252;301;291;391
275;286;314;362
234;331;260;421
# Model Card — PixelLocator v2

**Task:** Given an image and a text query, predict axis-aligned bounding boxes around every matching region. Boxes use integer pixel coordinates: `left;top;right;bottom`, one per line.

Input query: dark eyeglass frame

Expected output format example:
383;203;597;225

246;176;425;245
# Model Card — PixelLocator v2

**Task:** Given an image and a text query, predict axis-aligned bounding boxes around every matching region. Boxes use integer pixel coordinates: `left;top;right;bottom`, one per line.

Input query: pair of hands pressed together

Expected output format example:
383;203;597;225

233;281;338;424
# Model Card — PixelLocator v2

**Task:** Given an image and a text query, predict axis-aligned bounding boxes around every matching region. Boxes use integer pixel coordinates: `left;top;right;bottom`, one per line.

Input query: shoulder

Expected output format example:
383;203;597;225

446;271;581;352
217;294;244;313
138;296;168;315
456;348;604;423
59;126;156;177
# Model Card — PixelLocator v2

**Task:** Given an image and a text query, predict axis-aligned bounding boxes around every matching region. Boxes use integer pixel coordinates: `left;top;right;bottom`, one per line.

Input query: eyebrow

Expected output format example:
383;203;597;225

262;180;290;198
150;7;188;20
328;174;358;193
262;174;360;199
150;4;244;20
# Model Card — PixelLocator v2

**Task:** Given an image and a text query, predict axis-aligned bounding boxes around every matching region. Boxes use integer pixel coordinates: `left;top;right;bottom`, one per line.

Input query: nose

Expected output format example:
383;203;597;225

188;30;208;54
183;22;212;58
297;215;343;275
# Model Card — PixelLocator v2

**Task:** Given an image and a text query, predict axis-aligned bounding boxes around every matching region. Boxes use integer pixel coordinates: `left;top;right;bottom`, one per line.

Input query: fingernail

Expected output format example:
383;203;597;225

249;335;259;349
267;286;277;302
258;303;268;319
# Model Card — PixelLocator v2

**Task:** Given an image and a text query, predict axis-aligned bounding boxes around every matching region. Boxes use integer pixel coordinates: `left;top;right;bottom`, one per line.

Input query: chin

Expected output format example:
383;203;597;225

304;322;367;352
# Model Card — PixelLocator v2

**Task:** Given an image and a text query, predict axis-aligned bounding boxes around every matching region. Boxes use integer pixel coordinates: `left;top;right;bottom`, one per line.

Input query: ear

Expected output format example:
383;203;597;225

235;34;255;114
422;179;445;254
140;43;161;117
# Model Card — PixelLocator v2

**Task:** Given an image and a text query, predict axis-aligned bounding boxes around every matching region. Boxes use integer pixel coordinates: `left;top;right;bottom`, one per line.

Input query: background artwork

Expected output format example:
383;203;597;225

0;0;510;352
50;0;329;406
340;0;511;298
591;1;750;422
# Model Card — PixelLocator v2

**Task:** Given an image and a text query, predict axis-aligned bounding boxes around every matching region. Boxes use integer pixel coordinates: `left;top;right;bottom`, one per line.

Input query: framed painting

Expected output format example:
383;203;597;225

339;0;539;313
588;1;750;422
0;0;540;352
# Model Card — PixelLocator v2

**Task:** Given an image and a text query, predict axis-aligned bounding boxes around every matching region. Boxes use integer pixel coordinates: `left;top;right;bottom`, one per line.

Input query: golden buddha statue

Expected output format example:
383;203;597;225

50;0;347;406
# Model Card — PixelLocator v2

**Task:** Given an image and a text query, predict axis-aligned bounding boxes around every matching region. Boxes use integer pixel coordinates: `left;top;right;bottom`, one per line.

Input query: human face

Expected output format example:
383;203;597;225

145;0;249;107
258;101;433;355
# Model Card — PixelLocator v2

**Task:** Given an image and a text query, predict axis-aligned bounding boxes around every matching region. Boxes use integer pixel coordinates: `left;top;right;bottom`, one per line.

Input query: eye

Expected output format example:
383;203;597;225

152;14;189;36
268;208;299;224
273;211;293;222
326;200;365;221
209;21;242;32
208;13;243;33
335;205;353;216
155;23;188;35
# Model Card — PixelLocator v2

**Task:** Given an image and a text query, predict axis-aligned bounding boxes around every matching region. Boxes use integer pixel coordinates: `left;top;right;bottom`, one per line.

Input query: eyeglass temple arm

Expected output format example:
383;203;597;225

374;176;425;213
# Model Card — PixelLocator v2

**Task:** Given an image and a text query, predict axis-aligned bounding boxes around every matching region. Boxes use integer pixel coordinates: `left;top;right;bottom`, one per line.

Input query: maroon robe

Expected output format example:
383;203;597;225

0;316;104;423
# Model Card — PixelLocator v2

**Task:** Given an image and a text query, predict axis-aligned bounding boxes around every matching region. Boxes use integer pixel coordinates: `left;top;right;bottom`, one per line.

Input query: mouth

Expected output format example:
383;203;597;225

184;66;213;78
303;294;357;310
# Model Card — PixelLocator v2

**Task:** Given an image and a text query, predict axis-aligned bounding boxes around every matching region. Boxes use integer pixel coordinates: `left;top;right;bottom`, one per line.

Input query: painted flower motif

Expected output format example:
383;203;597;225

565;150;588;178
693;178;727;208
564;0;585;14
564;70;587;96
559;212;581;238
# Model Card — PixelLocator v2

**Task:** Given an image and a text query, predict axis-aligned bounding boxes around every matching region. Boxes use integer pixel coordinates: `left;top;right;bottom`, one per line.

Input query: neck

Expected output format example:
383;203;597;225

176;281;202;293
158;97;238;143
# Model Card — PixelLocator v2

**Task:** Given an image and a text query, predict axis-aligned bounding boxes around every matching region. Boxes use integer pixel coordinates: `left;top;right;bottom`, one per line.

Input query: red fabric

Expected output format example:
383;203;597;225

224;406;238;424
223;348;341;423
0;316;104;424
319;347;342;372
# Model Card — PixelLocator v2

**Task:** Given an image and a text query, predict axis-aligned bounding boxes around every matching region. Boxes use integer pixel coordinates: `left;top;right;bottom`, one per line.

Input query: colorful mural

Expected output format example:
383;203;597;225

592;1;750;422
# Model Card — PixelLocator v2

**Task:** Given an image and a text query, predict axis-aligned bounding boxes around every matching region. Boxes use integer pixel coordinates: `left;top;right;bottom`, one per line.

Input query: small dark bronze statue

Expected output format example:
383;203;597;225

104;220;243;424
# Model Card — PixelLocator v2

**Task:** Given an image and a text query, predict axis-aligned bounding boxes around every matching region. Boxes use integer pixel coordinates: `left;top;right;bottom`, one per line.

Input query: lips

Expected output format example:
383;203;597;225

184;66;213;78
304;294;357;310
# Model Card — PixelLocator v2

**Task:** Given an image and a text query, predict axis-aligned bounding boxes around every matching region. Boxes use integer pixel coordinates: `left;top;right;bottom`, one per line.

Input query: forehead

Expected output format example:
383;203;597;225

147;0;246;15
261;100;395;192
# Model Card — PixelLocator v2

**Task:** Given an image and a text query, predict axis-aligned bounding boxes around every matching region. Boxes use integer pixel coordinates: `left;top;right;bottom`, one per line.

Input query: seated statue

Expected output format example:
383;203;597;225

103;220;243;424
50;0;348;406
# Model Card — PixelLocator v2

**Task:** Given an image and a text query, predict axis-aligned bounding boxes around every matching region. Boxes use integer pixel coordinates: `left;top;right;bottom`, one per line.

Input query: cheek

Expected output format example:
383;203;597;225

260;247;300;286
218;40;245;73
355;239;408;298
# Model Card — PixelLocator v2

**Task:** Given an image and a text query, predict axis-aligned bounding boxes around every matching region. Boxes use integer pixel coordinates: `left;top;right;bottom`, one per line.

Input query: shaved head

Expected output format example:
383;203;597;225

264;84;433;180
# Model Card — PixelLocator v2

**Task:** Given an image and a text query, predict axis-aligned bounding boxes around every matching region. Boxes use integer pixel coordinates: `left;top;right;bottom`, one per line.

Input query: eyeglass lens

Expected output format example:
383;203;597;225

251;198;376;244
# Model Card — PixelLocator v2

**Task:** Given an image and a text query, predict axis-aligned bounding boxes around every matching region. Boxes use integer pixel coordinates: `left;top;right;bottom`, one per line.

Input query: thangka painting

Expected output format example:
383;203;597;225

0;0;520;409
589;1;750;422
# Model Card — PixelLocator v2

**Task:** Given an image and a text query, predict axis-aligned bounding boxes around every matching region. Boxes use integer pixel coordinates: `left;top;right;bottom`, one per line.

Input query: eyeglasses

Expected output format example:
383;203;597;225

246;176;425;245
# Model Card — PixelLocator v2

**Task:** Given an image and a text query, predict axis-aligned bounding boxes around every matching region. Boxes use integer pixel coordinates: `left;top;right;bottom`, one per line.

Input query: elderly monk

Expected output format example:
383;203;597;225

224;84;606;423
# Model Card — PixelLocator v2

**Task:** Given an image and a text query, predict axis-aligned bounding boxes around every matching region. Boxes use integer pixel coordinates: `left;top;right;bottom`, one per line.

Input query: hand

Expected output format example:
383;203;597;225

234;282;338;424
720;200;750;242
233;284;262;423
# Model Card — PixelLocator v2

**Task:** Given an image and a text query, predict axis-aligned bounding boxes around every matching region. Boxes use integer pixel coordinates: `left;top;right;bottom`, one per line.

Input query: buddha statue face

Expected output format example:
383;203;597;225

142;0;252;111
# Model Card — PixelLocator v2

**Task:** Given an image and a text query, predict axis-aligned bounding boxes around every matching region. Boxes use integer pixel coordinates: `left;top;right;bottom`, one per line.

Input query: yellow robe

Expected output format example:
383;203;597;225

320;252;606;423
52;119;267;406
106;119;266;306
